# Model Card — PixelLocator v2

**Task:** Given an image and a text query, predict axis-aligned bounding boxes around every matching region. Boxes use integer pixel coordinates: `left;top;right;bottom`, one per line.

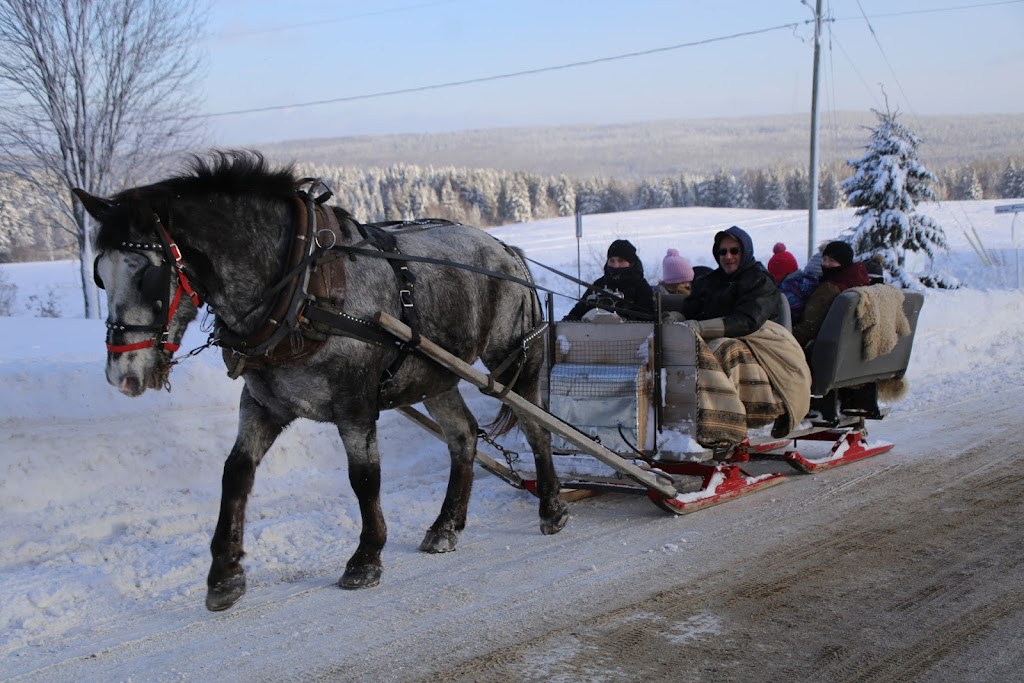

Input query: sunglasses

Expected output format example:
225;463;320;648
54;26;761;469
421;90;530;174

717;247;741;257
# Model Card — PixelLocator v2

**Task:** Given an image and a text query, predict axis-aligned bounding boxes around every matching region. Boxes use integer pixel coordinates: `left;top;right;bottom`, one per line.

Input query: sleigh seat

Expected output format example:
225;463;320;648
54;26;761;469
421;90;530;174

807;287;924;424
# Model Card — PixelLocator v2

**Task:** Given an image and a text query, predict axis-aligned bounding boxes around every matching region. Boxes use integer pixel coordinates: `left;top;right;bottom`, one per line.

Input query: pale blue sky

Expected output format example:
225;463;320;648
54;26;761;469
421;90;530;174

202;0;1024;145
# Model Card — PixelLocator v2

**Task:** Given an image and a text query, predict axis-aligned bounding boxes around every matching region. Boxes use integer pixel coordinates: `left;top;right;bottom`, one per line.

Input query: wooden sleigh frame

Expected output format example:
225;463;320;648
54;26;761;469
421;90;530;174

377;286;924;516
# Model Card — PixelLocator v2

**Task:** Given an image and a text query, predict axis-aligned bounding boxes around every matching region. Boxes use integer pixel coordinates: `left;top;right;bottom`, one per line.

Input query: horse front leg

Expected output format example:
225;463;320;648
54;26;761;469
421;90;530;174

418;388;478;553
206;387;290;611
337;414;387;589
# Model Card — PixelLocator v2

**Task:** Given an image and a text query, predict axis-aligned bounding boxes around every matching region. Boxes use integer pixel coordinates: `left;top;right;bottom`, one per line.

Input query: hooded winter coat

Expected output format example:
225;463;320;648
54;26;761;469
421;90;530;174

679;226;780;337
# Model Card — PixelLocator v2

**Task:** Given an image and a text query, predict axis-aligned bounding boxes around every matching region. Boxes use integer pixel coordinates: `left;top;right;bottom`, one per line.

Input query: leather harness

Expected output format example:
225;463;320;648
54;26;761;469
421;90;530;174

215;181;546;403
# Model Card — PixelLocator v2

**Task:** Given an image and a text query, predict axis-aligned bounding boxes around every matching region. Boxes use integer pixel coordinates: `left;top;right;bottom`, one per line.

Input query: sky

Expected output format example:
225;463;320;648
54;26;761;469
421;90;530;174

200;0;1024;146
2;200;1024;679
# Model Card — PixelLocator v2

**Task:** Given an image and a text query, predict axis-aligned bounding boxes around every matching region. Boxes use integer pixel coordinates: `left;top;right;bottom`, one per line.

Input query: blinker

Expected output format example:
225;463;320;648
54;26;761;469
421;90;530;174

93;253;169;305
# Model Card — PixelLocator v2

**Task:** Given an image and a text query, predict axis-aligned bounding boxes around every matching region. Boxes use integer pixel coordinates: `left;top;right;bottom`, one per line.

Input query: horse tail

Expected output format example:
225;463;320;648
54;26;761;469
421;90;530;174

486;405;518;439
484;245;543;439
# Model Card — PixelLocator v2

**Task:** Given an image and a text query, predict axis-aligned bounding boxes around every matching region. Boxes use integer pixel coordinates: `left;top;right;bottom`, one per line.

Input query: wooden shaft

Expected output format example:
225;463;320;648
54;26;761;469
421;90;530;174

396;406;525;489
377;312;677;497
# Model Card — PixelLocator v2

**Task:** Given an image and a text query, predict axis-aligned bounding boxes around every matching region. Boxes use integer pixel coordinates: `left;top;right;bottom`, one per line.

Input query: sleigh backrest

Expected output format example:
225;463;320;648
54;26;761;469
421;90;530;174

809;287;924;396
547;321;658;453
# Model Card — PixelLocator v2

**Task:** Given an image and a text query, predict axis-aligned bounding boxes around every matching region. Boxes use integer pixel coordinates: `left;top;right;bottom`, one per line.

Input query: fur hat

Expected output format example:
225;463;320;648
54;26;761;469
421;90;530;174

823;241;854;268
661;249;694;284
767;242;798;283
607;239;637;264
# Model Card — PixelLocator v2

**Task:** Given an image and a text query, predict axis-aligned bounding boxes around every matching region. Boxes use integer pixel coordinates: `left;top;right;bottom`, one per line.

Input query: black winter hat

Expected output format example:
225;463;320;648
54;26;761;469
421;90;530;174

607;239;638;264
822;240;854;268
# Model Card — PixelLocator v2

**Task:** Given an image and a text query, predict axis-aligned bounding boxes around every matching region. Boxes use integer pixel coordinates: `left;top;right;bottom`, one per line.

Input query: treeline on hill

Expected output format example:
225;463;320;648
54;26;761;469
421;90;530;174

1;158;1023;263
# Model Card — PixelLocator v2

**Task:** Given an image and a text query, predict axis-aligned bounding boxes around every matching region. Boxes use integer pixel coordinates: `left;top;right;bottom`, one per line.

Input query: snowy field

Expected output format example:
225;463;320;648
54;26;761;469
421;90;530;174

2;199;1024;680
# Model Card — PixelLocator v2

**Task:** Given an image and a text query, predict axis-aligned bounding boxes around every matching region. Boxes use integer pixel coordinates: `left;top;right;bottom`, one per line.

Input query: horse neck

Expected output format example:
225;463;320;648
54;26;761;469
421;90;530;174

174;194;294;335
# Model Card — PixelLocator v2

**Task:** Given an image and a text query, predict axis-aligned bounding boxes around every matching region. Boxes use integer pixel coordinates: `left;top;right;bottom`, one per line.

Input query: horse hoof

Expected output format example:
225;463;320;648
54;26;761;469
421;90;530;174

339;564;382;590
206;574;246;612
540;501;569;535
419;528;459;553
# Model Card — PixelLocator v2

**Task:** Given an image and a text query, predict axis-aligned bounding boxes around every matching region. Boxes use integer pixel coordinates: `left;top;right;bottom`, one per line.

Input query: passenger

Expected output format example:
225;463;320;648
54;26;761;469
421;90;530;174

674;225;811;439
654;249;695;296
792;240;870;349
767;242;799;283
677;226;779;338
563;239;655;322
691;264;714;281
779;240;828;321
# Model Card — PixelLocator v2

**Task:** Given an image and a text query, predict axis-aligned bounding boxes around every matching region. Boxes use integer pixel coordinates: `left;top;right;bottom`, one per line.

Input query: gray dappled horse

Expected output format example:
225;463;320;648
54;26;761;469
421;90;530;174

74;152;568;611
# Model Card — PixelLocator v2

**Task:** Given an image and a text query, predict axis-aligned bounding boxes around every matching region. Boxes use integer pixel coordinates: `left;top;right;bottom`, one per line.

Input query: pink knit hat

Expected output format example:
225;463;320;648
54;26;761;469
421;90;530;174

662;249;694;284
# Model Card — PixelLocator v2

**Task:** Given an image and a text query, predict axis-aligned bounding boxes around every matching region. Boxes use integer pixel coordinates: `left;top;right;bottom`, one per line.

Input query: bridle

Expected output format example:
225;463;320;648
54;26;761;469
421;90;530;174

94;212;203;355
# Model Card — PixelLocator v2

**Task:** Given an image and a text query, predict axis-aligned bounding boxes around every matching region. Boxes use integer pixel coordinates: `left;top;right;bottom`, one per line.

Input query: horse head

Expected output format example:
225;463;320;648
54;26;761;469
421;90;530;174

74;189;202;397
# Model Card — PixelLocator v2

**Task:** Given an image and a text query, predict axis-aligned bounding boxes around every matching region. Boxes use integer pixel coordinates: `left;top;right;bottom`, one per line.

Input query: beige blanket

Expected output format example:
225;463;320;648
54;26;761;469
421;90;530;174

693;321;811;446
741;321;813;434
850;285;910;360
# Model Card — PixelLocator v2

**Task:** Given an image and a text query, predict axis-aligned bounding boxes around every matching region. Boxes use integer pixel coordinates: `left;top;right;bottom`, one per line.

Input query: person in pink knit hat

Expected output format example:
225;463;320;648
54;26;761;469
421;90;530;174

655;248;695;296
767;242;798;283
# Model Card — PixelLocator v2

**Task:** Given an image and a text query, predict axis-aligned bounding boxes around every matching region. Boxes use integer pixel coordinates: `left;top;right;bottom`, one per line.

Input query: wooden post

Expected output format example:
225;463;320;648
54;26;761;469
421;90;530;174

376;312;678;497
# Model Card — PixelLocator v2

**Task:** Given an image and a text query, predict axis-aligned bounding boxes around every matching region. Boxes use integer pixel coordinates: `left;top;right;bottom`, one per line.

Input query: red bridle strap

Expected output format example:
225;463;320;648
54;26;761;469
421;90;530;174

105;219;201;355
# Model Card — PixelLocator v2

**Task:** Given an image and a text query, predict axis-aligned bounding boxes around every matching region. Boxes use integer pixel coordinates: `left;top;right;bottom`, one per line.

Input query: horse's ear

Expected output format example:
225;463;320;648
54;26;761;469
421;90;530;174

72;188;113;220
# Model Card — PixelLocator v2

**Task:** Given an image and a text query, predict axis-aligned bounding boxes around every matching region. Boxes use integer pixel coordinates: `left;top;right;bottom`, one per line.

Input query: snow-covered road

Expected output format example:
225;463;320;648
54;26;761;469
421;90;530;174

8;383;1024;683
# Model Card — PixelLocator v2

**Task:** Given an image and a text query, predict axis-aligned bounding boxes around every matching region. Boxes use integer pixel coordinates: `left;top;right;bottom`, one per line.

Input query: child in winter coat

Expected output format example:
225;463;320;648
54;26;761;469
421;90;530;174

563;239;656;321
654;249;695;296
767;242;799;283
779;241;827;321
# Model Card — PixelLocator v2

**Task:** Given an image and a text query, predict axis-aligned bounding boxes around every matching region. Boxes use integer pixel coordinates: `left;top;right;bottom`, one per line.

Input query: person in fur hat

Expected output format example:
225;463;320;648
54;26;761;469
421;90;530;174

654;248;695;296
767;242;799;283
563;239;655;321
792;240;870;349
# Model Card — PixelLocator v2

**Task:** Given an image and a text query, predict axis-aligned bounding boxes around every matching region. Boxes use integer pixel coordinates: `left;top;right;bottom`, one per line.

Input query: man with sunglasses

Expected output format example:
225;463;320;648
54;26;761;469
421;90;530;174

676;225;780;338
672;225;811;440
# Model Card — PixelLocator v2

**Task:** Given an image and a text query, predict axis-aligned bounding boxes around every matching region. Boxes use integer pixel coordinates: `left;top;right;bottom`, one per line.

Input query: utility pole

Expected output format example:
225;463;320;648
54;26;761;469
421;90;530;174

807;0;823;261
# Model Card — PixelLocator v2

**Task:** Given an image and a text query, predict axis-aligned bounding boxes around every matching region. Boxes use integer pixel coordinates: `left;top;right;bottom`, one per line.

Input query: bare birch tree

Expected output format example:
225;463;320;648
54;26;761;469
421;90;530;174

0;0;207;317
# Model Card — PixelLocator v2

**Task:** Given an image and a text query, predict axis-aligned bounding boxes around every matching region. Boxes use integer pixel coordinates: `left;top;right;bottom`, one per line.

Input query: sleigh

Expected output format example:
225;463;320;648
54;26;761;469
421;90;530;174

384;286;924;516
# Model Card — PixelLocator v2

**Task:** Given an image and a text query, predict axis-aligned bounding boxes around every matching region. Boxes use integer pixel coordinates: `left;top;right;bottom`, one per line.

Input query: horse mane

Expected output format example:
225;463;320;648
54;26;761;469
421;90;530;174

95;151;300;250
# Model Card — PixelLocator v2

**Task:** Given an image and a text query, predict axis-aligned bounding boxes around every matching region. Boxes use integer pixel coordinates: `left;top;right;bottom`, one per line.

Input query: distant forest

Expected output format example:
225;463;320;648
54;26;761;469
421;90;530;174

2;113;1024;261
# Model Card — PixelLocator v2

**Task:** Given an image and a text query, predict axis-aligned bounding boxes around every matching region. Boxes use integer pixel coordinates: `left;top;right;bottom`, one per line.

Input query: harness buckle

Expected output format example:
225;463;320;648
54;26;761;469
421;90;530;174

400;289;414;308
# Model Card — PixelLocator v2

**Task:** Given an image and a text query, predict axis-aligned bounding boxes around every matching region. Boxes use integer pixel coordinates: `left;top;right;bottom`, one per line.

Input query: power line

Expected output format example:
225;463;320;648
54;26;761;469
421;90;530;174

200;0;1023;122
833;0;1024;22
827;29;883;111
201;22;807;119
853;0;917;116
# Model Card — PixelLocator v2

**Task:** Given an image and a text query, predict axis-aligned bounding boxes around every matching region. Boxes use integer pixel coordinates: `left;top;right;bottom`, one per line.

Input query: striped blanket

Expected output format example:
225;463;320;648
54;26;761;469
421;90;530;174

693;321;811;448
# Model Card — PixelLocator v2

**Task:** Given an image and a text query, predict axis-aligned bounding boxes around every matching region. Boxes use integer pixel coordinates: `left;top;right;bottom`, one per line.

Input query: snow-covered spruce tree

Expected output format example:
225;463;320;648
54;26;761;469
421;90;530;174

841;108;949;288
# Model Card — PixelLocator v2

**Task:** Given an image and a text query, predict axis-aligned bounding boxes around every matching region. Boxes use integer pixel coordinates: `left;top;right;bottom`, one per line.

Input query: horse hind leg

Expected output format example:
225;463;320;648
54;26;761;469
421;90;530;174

510;405;569;535
419;388;478;553
485;346;568;536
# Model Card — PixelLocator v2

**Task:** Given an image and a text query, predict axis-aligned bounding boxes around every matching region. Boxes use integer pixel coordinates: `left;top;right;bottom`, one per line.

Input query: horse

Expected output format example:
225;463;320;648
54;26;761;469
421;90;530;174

73;151;568;611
